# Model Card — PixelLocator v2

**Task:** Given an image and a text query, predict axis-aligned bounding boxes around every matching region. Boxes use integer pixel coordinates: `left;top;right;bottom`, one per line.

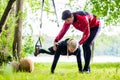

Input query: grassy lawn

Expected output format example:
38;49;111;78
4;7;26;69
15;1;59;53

0;62;120;80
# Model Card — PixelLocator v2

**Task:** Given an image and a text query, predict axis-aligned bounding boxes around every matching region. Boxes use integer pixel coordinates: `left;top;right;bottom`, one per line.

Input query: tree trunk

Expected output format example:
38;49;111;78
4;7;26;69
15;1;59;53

0;0;16;35
12;0;23;61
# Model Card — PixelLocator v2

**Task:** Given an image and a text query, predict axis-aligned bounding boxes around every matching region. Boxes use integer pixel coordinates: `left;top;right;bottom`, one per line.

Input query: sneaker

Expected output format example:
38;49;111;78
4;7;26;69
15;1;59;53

83;68;90;74
79;70;83;74
34;48;39;56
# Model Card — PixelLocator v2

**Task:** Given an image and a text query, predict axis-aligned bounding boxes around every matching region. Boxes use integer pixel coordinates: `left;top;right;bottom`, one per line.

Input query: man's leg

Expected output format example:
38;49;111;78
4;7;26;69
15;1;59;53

82;43;91;72
82;27;99;73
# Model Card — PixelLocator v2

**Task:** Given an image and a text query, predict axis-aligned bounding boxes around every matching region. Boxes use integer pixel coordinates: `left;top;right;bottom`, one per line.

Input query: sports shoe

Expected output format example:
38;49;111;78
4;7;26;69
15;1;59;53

83;68;90;74
34;48;39;56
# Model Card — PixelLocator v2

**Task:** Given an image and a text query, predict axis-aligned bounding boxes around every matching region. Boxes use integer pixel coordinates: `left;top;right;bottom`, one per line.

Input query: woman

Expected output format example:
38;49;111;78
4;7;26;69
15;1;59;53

34;38;82;74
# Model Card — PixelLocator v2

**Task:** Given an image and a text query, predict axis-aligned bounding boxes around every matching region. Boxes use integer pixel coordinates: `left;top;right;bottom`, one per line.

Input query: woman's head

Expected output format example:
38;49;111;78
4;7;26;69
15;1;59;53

67;39;78;53
62;10;74;24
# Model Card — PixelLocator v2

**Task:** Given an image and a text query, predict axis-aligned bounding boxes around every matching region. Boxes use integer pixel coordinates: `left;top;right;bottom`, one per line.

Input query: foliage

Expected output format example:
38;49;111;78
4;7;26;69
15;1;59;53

0;0;16;63
22;36;34;56
0;0;9;19
0;62;120;80
65;0;85;11
24;0;52;13
0;51;12;66
84;0;120;25
0;14;15;62
25;0;41;13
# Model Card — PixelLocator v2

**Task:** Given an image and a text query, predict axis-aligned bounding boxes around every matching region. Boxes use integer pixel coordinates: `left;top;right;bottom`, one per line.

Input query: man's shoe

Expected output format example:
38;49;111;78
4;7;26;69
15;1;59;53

79;70;83;74
83;69;90;74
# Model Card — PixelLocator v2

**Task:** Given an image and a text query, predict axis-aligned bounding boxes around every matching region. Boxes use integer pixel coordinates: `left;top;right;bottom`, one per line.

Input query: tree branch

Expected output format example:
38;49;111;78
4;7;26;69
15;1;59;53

0;0;16;35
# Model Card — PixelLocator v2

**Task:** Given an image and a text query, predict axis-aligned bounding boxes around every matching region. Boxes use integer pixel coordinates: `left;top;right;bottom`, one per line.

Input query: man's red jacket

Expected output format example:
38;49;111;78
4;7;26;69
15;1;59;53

55;14;100;45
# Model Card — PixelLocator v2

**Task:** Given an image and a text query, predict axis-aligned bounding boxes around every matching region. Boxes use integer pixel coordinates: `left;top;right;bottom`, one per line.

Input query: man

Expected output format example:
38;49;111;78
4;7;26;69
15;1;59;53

34;38;82;73
53;10;100;73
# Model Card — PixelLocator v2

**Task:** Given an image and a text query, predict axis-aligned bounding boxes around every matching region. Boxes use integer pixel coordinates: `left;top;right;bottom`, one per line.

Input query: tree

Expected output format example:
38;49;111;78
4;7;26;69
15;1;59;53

0;0;16;35
84;0;120;25
12;0;23;60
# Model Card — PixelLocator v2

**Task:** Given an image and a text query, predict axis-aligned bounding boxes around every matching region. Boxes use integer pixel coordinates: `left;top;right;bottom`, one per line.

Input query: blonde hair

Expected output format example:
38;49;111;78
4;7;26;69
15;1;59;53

67;39;78;49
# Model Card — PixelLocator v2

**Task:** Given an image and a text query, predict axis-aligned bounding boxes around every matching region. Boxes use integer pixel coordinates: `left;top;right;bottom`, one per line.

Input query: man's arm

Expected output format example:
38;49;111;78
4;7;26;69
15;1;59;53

79;16;90;45
53;22;70;51
79;26;90;44
55;22;70;42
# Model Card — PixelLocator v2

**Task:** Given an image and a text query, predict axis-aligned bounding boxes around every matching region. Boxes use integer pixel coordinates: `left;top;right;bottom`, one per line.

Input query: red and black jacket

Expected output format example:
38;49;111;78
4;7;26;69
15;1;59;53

55;11;100;45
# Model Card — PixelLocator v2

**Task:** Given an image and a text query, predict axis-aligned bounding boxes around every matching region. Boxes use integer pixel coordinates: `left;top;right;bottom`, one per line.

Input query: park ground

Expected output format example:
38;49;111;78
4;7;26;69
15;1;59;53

0;54;120;80
0;62;120;80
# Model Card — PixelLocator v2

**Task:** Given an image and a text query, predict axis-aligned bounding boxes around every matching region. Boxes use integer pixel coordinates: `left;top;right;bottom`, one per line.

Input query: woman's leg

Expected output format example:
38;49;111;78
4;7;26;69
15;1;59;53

34;47;55;56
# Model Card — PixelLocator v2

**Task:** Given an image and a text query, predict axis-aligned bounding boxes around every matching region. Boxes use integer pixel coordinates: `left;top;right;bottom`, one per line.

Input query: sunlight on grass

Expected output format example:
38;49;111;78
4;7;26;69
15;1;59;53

0;62;120;80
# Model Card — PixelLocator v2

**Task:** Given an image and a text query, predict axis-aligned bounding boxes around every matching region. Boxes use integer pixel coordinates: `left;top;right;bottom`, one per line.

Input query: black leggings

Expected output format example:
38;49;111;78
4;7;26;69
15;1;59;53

82;27;100;70
39;47;55;55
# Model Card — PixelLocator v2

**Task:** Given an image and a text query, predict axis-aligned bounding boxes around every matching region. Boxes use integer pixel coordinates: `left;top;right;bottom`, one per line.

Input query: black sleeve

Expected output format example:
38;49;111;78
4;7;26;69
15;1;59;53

76;47;82;71
51;46;61;73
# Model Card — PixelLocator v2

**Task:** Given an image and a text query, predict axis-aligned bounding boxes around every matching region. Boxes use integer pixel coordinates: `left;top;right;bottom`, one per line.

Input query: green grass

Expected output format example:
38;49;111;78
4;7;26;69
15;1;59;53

0;62;120;80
